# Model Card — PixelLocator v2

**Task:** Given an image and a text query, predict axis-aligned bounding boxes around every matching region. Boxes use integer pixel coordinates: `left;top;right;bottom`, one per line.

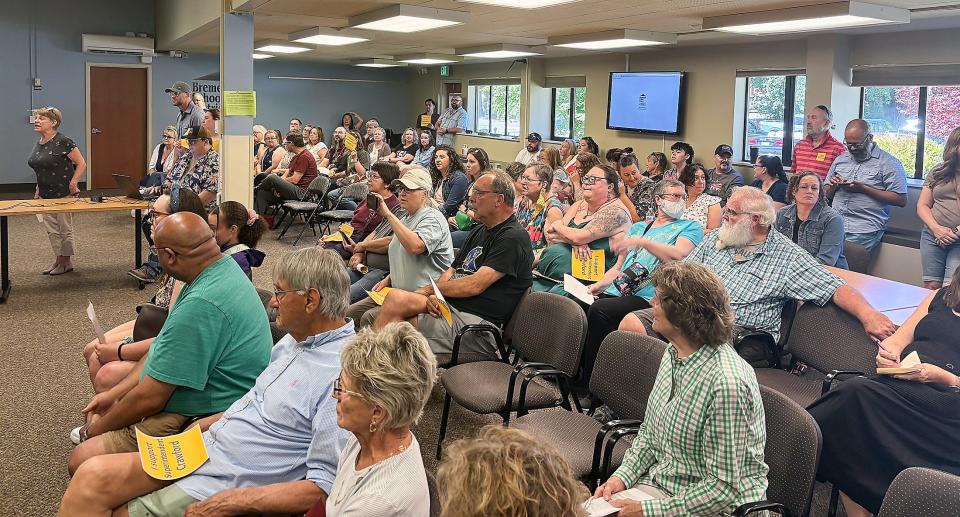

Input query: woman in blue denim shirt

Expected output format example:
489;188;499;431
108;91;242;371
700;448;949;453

412;129;435;170
775;171;848;268
430;145;469;218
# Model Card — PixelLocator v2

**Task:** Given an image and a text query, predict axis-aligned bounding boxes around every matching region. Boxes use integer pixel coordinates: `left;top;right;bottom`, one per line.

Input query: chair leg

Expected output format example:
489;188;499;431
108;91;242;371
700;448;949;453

436;394;452;460
272;208;287;230
292;217;313;246
276;211;300;240
828;484;839;517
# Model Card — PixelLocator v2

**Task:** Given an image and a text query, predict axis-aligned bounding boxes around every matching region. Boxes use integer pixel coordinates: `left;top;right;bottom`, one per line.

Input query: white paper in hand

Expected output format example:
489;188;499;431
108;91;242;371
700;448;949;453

564;274;595;306
582;487;659;517
87;301;107;344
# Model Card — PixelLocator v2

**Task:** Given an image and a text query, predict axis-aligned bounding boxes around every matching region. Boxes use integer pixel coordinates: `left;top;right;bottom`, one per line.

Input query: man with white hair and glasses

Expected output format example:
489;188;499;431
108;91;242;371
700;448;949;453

620;186;896;365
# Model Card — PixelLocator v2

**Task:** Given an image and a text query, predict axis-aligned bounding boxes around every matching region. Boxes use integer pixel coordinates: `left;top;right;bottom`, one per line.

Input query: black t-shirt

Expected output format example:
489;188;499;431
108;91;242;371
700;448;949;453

449;215;533;324
394;143;418;158
28;132;78;198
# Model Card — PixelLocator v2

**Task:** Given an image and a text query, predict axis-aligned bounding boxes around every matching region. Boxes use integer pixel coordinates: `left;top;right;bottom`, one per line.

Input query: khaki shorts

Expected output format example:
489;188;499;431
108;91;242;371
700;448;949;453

417;307;498;356
101;412;191;454
128;484;199;517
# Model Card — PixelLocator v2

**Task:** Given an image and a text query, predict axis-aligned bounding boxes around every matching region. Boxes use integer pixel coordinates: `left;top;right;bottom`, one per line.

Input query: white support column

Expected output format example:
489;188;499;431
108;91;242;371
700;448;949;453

805;35;861;131
219;3;254;205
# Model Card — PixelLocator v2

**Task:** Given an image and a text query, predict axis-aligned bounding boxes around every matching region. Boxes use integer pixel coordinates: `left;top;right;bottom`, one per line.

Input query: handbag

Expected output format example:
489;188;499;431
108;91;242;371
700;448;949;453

133;303;169;341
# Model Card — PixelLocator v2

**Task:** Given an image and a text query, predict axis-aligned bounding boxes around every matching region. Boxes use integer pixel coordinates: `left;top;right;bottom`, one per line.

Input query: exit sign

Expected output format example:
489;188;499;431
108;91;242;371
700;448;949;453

440;65;449;77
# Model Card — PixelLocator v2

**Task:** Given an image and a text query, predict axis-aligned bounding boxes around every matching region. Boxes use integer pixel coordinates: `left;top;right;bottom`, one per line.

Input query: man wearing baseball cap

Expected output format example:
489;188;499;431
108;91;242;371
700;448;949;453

165;81;204;139
706;144;744;206
515;132;542;166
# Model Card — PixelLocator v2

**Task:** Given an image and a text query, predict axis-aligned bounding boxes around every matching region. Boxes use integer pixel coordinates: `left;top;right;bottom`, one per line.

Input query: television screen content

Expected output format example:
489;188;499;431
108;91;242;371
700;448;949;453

607;72;685;135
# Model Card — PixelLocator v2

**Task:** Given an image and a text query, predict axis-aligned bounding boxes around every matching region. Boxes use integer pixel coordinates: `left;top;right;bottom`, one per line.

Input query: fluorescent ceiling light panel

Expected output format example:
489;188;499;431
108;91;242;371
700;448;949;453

252;53;274;59
349;5;469;33
254;41;311;54
702;1;909;35
458;0;580;7
289;27;369;46
456;44;544;58
548;29;677;50
397;53;462;65
353;58;407;68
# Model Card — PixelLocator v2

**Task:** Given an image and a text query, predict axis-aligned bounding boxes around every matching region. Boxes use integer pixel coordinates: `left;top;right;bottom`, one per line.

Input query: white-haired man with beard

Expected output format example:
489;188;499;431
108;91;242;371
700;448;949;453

620;186;896;364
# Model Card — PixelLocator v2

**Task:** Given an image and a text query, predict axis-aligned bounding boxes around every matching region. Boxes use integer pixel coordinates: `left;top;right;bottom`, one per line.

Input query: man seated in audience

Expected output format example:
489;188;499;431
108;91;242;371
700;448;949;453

826;119;908;253
58;248;353;517
706;144;744;206
289;117;302;134
620;187;896;364
515;132;542;166
791;104;847;179
373;172;533;356
69;213;272;475
253;131;318;219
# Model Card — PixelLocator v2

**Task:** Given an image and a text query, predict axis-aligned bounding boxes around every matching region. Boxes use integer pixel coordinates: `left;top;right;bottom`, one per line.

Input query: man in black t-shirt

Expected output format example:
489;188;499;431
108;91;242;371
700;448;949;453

375;172;533;356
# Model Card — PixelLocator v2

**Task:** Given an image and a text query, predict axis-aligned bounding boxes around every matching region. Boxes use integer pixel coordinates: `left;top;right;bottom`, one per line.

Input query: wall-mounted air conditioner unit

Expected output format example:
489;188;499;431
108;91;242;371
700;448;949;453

82;34;155;57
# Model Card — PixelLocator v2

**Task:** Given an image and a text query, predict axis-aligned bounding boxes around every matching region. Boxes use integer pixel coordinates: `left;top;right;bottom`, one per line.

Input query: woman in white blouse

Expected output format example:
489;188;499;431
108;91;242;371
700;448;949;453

680;163;721;232
367;127;389;164
306;126;329;168
326;322;436;517
147;125;180;178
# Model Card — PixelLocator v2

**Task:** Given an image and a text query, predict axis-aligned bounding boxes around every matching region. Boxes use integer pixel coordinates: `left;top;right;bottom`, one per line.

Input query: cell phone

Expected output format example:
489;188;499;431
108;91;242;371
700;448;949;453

367;193;379;210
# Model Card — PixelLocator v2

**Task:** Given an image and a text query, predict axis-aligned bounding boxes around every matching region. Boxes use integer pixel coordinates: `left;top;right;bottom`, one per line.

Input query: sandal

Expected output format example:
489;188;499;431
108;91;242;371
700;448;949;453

49;264;75;276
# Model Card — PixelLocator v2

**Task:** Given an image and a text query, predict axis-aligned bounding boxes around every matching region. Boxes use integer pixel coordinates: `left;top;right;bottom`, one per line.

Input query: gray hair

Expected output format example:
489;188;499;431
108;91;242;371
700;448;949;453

272;248;349;320
731;186;777;227
253;124;266;134
341;323;438;429
485;171;516;206
526;163;554;187
652;179;686;211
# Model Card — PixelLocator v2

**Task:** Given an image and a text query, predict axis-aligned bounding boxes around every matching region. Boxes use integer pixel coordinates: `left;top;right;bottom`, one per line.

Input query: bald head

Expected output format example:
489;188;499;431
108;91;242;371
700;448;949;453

846;119;871;138
154;212;214;250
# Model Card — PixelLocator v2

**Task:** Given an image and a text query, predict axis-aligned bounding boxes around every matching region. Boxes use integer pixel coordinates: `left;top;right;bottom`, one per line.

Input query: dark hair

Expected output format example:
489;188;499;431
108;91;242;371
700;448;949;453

590;164;621;197
285;131;305;148
943;266;960;310
504;161;525;181
928;126;960;187
575;152;602;175
670;142;694;164
370;161;401;186
309;126;325;144
425;98;436;108
786;171;825;205
466;147;490;177
618;152;640;171
215;201;267;248
290;117;302;125
418;129;435;150
756;154;787;182
679;162;708;188
341;112;362;131
205;108;220;121
605;147;634;165
430;145;465;185
580;136;599;155
171;188;206;220
814;104;833;120
647;152;669;174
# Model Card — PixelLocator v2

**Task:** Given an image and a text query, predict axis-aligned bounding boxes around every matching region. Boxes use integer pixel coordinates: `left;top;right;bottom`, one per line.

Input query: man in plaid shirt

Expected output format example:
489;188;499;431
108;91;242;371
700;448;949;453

621;186;896;352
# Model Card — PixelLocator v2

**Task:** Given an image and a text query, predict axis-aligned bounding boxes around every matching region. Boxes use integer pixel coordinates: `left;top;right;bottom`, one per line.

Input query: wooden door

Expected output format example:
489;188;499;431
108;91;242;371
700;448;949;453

89;66;148;188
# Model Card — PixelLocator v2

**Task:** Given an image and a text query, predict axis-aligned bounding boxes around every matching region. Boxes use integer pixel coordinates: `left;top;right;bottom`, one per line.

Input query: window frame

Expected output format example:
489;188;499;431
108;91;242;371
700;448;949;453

858;86;930;180
550;86;586;141
739;73;804;166
469;82;521;138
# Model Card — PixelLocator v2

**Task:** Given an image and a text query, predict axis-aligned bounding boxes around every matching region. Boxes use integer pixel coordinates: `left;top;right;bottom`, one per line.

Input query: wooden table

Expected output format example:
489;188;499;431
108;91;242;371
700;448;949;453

0;196;150;303
827;266;931;324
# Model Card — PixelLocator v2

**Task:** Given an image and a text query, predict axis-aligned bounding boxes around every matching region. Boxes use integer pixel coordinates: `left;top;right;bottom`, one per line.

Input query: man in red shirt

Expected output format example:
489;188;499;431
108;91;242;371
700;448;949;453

791;105;847;179
254;131;318;215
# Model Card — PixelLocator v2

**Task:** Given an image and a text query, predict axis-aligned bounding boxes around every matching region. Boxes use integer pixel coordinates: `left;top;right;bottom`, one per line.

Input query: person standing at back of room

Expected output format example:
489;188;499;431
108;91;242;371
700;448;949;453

791;104;847;179
165;81;204;139
436;94;468;147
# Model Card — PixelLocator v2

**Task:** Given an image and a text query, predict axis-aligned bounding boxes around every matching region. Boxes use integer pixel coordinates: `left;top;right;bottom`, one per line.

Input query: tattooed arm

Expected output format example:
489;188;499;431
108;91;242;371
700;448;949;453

552;200;631;246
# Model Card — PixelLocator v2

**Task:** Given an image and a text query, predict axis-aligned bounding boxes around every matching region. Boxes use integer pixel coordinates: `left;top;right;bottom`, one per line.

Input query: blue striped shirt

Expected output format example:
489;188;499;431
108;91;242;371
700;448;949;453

176;321;354;500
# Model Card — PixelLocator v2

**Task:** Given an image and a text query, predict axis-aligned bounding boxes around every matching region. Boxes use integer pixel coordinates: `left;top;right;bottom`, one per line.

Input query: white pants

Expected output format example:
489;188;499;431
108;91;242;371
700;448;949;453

41;212;75;256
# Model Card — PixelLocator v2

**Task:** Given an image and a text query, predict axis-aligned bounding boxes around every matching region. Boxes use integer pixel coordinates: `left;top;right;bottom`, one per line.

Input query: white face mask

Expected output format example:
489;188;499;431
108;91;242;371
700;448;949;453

659;199;685;219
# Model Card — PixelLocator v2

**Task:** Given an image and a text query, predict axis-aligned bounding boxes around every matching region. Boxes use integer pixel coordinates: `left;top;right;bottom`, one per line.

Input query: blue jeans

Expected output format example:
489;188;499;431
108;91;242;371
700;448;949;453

920;227;960;285
349;268;388;304
845;229;885;253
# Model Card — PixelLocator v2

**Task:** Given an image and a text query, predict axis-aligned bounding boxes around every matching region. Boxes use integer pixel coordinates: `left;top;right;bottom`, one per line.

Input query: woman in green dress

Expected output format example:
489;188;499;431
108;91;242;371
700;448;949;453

533;164;631;295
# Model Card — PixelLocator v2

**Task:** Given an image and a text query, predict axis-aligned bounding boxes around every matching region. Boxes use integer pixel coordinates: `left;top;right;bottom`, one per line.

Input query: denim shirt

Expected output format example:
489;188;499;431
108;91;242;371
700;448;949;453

775;202;848;268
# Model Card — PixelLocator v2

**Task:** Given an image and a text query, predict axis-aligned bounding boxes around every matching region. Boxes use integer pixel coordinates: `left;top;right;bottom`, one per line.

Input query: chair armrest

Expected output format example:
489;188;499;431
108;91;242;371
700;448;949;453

590;419;644;488
732;500;787;516
515;367;567;416
601;426;642;479
451;324;505;365
822;370;866;395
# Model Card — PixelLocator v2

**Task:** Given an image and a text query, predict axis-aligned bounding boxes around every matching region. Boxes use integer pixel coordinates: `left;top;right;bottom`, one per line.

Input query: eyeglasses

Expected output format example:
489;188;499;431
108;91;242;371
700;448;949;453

470;189;500;198
333;377;365;399
273;288;305;301
657;193;686;201
581;175;606;186
844;135;871;149
162;135;176;140
722;207;743;218
367;173;382;180
520;175;541;184
398;186;426;195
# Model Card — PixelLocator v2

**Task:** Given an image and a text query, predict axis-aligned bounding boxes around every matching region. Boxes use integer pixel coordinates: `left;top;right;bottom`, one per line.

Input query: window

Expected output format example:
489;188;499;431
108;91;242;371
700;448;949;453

861;85;960;179
551;87;586;140
468;82;521;138
741;73;806;165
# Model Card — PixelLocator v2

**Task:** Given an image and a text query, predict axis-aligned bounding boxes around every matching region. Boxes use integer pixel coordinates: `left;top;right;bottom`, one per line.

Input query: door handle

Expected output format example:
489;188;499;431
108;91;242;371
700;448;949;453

92;128;102;134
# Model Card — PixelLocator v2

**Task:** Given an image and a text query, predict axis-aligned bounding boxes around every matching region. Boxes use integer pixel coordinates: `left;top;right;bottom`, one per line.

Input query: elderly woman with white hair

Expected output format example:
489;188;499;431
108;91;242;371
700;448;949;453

326;322;437;516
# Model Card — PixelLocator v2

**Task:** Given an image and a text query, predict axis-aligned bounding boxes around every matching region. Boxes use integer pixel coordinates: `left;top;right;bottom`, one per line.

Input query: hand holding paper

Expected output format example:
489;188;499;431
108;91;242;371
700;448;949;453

136;425;209;480
430;279;453;326
877;350;921;375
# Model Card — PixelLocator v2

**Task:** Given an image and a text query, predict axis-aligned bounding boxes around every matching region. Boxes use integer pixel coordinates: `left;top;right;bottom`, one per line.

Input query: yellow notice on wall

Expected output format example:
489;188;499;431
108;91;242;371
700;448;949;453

136;425;209;480
571;249;605;282
222;91;257;117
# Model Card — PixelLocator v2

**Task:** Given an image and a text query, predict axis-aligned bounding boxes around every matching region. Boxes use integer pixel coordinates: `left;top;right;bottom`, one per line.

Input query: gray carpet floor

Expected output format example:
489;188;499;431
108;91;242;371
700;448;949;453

0;206;840;516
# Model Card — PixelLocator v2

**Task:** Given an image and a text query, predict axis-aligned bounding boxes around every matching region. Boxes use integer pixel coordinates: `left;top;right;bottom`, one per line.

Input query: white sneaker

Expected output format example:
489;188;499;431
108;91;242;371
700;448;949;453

70;426;82;445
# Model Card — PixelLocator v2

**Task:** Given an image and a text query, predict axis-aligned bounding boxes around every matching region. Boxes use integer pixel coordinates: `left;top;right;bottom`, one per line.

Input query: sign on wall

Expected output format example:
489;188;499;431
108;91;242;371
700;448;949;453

192;80;221;110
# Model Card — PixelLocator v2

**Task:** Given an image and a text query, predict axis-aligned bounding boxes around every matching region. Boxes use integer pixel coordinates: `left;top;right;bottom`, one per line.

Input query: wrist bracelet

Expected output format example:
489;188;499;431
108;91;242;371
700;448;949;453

118;343;126;362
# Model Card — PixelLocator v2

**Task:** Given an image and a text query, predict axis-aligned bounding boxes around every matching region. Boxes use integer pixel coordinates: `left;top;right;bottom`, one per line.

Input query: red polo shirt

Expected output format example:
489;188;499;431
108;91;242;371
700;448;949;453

791;132;847;179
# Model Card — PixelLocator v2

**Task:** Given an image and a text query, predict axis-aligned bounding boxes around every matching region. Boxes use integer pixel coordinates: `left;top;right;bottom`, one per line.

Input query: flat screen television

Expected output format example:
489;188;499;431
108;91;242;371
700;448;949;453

606;71;685;135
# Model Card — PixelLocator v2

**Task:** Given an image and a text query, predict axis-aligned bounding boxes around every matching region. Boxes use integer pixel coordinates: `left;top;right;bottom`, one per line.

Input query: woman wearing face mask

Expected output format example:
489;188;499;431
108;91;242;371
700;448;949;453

680;163;721;232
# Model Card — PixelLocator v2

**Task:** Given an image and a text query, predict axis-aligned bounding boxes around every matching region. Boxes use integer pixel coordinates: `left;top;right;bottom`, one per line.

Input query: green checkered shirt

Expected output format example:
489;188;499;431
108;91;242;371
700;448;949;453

684;229;844;341
612;343;769;516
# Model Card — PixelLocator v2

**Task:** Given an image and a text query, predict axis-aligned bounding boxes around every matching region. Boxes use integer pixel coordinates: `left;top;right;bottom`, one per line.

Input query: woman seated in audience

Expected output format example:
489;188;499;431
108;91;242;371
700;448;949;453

345;168;453;329
605;147;633;168
363;118;381;148
254;129;285;185
594;262;768;515
517;163;567;255
808;266;960;517
431;145;469;220
330;130;371;188
144;125;180;191
252;124;266;166
645;151;669;182
560;138;578;173
570;152;602;202
579;135;600;156
617;152;656;222
325;323;437;516
540;145;562;173
448;147;490;247
775;171;848;267
202;108;221;151
668;141;694;180
438;425;588;517
385;128;418;166
367;127;390;163
917;127;960;289
580;180;703;385
81;189;207;397
341;111;362;134
551;168;576;207
208;200;268;278
411;129;435;170
504;161;527;207
751;154;788;207
323;162;401;258
680;163;721;232
305;126;328;168
533;164;630;296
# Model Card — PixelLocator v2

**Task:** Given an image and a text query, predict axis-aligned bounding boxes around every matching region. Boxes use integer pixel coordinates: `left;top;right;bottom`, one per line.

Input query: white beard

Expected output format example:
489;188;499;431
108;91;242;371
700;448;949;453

716;217;755;250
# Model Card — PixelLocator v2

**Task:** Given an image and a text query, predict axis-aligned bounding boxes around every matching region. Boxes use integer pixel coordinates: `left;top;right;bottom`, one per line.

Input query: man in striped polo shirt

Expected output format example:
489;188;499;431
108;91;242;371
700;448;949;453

791;105;847;179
